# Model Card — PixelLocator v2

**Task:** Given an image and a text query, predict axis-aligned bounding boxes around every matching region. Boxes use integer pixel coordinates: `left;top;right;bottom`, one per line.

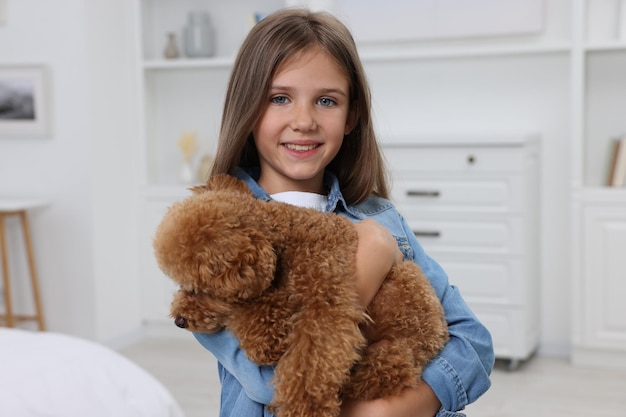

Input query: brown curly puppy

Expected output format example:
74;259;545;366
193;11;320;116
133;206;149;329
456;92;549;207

153;174;448;417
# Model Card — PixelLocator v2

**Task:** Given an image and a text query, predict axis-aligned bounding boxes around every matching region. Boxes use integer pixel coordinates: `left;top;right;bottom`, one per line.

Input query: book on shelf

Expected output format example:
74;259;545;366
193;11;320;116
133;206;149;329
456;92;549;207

607;136;626;187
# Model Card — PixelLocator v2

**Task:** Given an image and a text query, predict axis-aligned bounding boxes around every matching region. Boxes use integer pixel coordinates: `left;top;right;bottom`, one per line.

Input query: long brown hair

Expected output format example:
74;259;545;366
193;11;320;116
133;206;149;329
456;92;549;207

210;8;389;204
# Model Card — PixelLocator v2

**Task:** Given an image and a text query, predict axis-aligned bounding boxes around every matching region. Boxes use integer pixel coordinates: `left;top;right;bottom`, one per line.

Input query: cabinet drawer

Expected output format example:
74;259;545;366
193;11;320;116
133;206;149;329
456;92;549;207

408;217;522;254
384;146;524;173
391;176;522;211
470;309;520;358
468;307;539;360
438;258;523;305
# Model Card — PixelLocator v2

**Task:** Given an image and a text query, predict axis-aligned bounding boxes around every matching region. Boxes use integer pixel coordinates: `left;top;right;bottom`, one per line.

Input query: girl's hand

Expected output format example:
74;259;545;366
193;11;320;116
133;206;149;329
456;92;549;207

340;381;441;417
354;219;403;308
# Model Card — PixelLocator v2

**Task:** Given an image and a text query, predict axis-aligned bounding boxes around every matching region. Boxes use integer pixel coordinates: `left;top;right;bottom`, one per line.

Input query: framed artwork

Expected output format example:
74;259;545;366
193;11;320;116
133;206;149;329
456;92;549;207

0;66;50;138
0;0;6;24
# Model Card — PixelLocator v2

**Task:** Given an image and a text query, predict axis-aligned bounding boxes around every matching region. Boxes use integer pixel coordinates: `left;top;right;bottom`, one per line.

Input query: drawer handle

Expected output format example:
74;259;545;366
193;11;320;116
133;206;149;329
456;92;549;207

413;230;441;238
406;190;440;198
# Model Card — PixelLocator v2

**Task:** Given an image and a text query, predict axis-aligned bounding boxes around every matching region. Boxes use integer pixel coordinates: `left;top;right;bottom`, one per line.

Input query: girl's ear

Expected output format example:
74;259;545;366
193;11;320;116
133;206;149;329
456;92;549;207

344;104;358;135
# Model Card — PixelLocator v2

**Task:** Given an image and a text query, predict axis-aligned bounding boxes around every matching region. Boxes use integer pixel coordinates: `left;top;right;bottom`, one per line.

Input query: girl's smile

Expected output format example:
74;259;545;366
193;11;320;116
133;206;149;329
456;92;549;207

253;46;354;195
283;143;320;152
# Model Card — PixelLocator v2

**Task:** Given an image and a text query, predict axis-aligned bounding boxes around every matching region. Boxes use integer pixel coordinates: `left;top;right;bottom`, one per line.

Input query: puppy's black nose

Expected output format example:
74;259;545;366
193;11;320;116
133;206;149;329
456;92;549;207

174;316;188;328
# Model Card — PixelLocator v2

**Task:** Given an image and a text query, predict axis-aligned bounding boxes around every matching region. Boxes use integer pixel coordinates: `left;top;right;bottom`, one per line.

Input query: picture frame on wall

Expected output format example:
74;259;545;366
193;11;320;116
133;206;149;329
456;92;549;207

0;66;50;138
0;0;6;24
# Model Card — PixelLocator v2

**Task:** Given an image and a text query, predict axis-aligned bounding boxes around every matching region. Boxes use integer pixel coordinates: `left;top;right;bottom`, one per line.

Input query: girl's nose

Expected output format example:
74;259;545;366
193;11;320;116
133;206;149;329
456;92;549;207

291;104;317;131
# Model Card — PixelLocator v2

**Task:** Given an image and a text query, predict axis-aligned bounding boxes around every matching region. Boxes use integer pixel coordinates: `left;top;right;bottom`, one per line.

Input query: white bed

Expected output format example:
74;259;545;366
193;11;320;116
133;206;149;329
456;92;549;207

0;328;185;417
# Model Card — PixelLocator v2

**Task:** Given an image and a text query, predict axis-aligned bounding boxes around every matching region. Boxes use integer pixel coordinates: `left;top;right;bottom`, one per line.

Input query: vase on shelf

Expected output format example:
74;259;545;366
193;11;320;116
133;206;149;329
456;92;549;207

163;32;180;59
179;161;194;184
184;11;215;58
177;131;198;184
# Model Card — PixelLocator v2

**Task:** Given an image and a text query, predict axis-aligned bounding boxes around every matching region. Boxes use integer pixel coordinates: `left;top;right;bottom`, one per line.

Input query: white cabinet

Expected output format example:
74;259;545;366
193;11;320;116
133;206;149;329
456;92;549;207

571;194;626;368
570;0;626;368
384;135;541;368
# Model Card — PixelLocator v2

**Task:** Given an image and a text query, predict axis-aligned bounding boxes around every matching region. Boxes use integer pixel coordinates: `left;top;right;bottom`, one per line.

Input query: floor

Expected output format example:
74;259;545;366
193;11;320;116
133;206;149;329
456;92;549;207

120;337;626;417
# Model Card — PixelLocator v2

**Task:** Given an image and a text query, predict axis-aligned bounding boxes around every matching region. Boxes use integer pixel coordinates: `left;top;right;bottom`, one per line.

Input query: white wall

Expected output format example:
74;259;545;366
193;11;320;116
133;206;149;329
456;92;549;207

84;1;143;344
1;0;573;355
0;0;140;343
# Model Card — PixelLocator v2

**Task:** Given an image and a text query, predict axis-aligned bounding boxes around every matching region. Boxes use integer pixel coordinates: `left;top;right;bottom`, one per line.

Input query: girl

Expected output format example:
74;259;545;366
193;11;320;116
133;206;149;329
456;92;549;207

194;8;494;417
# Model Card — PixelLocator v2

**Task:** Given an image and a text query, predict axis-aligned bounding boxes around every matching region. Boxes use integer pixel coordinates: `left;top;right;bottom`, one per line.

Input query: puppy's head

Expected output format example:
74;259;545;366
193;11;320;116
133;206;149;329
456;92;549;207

154;186;277;303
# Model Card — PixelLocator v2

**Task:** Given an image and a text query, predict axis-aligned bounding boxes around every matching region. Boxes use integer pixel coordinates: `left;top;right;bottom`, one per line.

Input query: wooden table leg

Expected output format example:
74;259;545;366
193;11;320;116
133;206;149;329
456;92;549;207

0;215;15;328
19;211;45;331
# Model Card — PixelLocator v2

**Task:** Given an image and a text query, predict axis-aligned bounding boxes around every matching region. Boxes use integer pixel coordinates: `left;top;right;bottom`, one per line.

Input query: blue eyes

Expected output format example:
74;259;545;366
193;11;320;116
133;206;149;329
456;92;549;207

317;97;336;107
270;96;337;107
271;96;289;105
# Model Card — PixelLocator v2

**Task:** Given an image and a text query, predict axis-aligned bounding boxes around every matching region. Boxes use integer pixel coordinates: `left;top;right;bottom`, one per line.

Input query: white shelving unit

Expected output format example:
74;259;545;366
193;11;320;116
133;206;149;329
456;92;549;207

131;0;626;366
134;0;285;192
570;0;626;369
133;0;285;322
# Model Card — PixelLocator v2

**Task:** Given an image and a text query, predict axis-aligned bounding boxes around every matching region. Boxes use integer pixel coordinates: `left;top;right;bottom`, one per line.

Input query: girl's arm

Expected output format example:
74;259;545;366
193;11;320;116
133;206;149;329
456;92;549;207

340;382;440;417
353;218;403;307
340;212;494;417
341;220;444;417
193;330;275;405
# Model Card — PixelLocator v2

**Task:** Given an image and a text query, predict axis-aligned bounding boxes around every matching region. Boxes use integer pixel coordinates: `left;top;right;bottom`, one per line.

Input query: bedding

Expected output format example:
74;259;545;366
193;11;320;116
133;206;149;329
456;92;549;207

0;328;185;417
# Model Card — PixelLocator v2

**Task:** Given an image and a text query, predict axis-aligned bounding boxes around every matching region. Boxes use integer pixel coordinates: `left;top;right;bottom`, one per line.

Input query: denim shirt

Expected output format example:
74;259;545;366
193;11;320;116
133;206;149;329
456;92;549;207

194;167;494;417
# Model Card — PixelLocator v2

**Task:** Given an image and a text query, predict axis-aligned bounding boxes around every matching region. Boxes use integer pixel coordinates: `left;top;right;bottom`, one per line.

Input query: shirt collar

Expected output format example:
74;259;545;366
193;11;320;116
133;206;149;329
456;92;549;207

232;167;358;217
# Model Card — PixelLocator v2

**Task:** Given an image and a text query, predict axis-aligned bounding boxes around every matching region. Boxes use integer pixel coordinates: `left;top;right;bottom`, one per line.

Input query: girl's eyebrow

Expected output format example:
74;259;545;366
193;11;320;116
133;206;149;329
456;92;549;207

319;87;348;97
269;85;348;97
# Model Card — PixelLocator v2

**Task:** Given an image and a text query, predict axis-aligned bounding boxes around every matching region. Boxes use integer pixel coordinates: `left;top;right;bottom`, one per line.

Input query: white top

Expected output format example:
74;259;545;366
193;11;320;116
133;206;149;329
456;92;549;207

271;191;328;212
0;199;49;212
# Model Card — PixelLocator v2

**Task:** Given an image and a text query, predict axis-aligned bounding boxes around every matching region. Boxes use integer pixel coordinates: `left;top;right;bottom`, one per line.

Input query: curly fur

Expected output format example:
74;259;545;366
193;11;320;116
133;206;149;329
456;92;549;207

153;174;449;417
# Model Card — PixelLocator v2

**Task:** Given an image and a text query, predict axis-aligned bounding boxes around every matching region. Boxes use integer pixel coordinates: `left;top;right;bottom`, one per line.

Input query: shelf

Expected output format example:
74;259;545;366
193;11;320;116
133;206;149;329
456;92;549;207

143;57;234;70
580;186;626;203
382;132;540;147
584;42;626;52
144;46;572;70
360;43;571;62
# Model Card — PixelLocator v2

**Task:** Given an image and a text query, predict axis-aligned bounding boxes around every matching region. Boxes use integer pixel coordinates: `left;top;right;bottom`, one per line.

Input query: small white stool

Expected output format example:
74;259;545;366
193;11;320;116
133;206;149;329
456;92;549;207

0;199;47;331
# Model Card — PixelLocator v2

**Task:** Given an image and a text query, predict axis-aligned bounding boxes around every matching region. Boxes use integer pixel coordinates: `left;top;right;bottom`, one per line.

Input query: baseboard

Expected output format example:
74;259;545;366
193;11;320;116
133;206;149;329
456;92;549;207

537;341;570;358
571;346;626;370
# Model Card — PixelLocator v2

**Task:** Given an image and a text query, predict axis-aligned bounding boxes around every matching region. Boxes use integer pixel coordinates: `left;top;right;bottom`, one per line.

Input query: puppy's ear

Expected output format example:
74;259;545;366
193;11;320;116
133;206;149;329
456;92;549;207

205;174;252;195
188;174;240;195
189;184;209;194
154;195;276;302
200;228;276;302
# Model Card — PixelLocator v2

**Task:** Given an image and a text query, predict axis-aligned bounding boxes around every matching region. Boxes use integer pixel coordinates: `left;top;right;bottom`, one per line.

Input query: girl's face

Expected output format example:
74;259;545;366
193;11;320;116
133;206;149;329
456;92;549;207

253;47;354;194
